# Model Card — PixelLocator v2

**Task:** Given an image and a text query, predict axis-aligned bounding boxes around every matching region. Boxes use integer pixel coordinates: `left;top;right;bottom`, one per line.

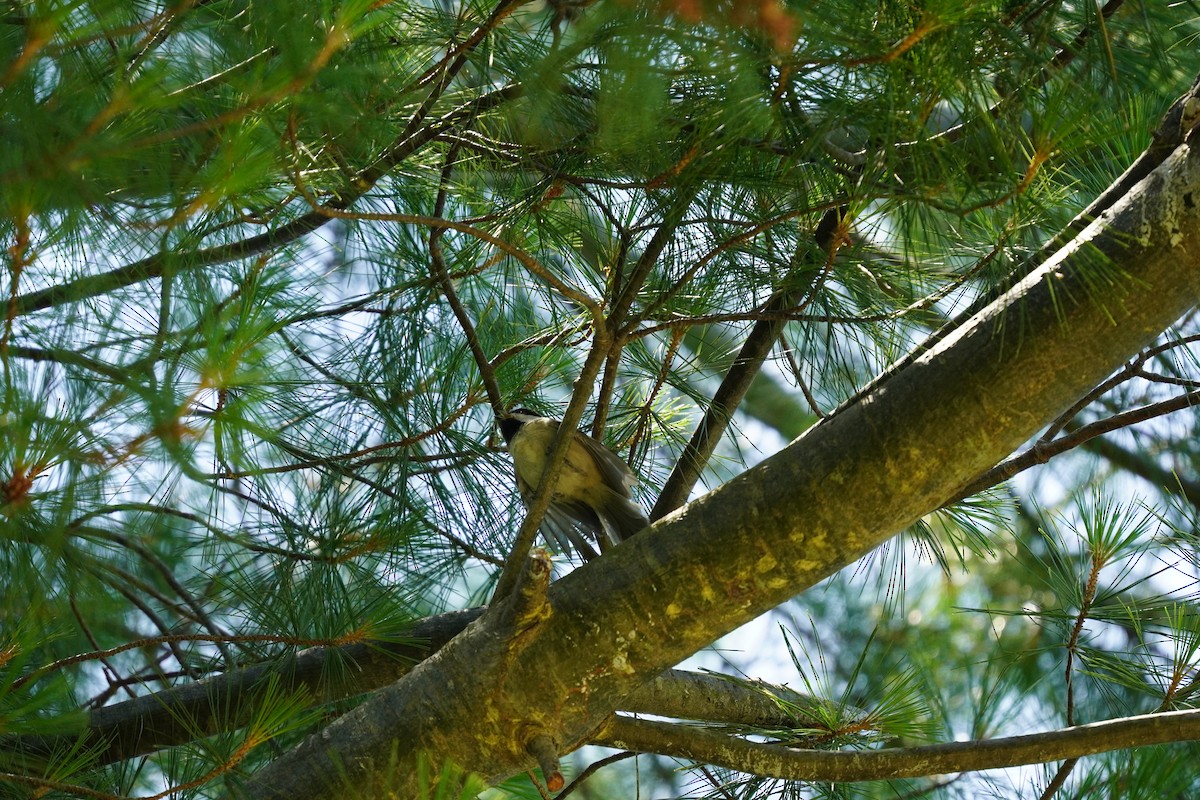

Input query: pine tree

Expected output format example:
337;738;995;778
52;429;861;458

3;1;1200;798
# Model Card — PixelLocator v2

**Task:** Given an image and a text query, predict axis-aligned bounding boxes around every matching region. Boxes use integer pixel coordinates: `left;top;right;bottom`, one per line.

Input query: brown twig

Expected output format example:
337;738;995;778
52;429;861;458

492;322;612;601
429;145;505;412
780;332;825;419
553;751;637;799
955;390;1200;501
698;764;738;799
651;207;846;520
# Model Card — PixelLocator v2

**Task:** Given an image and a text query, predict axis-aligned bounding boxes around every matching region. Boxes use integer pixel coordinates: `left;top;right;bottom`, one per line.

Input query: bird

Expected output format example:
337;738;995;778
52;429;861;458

498;408;649;560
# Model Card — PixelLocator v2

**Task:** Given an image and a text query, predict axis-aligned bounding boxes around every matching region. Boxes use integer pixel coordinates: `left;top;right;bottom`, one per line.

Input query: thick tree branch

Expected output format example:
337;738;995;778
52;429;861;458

596;708;1200;783
3;614;842;768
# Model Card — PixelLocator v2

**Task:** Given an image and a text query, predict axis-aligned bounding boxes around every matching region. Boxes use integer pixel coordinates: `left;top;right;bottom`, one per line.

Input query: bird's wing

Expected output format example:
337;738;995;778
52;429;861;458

576;433;638;495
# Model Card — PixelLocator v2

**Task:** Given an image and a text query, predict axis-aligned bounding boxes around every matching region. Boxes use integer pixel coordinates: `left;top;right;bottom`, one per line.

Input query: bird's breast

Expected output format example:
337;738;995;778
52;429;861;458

509;423;602;501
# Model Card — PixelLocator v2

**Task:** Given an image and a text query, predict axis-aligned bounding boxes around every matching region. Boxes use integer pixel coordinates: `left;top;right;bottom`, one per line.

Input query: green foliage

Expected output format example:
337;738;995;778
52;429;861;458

2;0;1200;797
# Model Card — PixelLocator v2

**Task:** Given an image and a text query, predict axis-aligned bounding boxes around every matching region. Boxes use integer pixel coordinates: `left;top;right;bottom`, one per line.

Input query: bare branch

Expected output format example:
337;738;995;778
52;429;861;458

595;709;1200;783
955;391;1200;501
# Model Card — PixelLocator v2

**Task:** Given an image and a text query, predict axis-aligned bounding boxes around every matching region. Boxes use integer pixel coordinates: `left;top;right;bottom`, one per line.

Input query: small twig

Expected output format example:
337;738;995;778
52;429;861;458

429;145;504;411
1044;0;1125;77
780;332;825;419
527;734;564;793
698;764;738;800
77;557;203;681
90;528;236;666
632;199;845;325
87;660;186;709
492;324;611;601
610;188;699;329
554;751;637;799
1137;370;1200;389
844;12;942;67
955;390;1200;501
1038;757;1079;800
527;771;554;800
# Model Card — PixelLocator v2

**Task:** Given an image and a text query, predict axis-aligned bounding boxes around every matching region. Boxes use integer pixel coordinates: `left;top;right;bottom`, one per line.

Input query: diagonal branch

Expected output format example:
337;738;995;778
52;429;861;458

650;207;844;520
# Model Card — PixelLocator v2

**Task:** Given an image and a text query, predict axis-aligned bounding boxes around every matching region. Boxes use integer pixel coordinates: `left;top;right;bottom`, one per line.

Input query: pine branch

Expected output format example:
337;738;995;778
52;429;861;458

11;84;522;317
834;73;1200;417
596;709;1200;783
1;609;482;766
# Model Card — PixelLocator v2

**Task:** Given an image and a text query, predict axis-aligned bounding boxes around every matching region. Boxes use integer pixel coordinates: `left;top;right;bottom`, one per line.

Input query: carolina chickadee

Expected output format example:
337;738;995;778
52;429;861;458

499;408;649;560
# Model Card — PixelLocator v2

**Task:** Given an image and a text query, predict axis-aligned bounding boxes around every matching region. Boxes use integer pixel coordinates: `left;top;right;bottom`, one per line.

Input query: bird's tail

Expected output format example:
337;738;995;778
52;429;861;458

600;490;650;543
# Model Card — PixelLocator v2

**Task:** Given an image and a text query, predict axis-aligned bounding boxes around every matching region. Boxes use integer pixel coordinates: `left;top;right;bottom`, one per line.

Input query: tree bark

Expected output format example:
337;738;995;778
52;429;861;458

232;125;1200;796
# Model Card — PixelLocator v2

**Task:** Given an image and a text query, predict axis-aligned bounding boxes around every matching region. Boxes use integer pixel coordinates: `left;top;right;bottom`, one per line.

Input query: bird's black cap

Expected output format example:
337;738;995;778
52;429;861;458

498;408;538;444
